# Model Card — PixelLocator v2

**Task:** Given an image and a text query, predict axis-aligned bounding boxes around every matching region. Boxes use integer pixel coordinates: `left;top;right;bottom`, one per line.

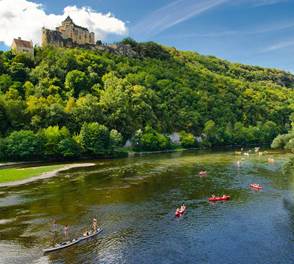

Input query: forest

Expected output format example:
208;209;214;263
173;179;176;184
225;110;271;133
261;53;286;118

0;39;293;161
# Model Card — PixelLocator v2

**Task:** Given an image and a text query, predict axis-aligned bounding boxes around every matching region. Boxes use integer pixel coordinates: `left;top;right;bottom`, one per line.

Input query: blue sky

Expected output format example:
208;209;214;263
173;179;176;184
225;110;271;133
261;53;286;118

1;0;294;72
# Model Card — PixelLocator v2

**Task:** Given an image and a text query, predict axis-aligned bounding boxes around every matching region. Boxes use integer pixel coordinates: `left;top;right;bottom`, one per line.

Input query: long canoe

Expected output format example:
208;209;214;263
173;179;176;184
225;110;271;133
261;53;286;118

43;228;103;253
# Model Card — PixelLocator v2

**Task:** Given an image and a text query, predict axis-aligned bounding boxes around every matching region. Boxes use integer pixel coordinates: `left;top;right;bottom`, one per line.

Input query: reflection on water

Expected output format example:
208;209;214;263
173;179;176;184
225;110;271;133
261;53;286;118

0;150;294;264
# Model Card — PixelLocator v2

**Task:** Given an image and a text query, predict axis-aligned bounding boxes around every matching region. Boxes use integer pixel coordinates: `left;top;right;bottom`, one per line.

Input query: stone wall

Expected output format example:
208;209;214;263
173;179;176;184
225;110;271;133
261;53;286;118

42;28;95;49
42;29;139;58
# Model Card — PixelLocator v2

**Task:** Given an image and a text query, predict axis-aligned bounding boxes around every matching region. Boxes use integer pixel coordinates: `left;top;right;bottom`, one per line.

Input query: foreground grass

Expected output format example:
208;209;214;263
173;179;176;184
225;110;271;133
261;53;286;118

0;165;65;183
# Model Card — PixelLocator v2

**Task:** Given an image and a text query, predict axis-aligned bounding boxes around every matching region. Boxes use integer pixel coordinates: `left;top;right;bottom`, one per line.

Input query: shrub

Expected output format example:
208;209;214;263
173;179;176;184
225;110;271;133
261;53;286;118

79;122;110;155
179;131;197;148
6;130;44;160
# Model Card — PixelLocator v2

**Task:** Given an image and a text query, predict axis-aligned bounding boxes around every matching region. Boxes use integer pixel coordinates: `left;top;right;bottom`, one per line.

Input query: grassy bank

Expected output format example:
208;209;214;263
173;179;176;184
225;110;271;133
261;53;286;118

0;165;65;183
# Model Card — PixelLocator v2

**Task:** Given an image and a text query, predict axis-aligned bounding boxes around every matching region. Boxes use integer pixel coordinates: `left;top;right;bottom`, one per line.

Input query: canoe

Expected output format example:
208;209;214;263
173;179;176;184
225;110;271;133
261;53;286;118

208;195;230;202
250;184;262;189
43;228;102;253
175;208;186;217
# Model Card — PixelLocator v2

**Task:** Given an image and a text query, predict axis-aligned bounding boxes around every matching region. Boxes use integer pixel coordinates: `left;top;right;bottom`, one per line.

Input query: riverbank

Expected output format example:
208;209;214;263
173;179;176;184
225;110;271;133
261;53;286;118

0;163;95;187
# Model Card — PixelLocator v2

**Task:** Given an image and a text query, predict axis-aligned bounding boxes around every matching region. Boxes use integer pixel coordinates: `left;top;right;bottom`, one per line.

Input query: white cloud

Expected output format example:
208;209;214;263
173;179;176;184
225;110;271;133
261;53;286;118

250;0;289;7
132;0;229;38
262;39;294;52
0;0;128;46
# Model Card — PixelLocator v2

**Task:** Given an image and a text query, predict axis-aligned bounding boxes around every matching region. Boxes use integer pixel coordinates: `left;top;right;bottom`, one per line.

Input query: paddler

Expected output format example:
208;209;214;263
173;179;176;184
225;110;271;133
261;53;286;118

180;204;186;212
92;218;97;232
63;224;69;238
51;219;57;233
83;229;90;237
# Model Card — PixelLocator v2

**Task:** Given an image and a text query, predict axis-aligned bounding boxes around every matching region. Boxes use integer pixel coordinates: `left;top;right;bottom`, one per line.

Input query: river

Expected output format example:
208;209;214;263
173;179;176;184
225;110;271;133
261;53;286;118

0;150;293;264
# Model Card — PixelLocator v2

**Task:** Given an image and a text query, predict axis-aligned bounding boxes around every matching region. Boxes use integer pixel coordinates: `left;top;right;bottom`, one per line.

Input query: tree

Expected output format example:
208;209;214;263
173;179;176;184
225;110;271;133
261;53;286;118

9;62;28;82
70;94;102;131
271;133;294;149
39;126;70;158
179;131;197;148
100;72;132;136
79;122;110;155
6;130;44;160
0;99;9;135
109;129;123;149
261;121;279;142
285;138;294;152
0;138;7;160
132;126;171;151
65;70;88;97
58;137;81;158
202;120;218;146
0;74;12;94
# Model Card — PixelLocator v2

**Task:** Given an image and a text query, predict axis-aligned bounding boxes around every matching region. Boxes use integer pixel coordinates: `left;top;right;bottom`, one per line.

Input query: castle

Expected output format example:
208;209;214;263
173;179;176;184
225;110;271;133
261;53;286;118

42;16;97;48
12;17;138;58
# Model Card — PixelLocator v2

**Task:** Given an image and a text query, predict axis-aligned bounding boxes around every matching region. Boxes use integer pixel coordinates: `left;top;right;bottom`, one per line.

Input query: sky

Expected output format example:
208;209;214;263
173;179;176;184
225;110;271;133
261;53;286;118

0;0;294;72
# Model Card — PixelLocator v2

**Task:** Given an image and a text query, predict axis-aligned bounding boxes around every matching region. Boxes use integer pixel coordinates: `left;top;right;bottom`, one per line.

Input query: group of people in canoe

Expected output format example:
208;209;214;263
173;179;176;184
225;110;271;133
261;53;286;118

52;217;98;239
45;218;101;253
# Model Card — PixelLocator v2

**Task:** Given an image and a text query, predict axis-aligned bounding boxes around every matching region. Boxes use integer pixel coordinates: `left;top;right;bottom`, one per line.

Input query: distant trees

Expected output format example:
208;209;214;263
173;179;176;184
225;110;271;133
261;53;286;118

5;130;43;160
132;126;172;151
65;70;88;97
0;123;124;161
57;138;80;158
271;114;294;152
179;131;197;148
39;126;71;158
79;122;110;155
0;42;293;161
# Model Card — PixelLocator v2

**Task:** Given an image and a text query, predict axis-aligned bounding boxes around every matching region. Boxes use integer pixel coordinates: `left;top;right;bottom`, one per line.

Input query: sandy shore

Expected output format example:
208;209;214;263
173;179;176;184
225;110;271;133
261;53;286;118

0;163;96;188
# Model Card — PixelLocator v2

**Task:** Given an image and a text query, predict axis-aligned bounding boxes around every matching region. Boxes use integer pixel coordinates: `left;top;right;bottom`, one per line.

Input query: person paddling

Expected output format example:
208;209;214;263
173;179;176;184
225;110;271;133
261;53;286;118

83;229;90;237
92;218;97;232
180;204;186;212
64;224;69;238
51;219;57;233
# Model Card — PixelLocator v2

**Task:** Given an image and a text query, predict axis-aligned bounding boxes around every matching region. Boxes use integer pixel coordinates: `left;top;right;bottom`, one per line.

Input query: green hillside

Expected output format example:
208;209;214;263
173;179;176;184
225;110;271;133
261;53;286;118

0;39;293;160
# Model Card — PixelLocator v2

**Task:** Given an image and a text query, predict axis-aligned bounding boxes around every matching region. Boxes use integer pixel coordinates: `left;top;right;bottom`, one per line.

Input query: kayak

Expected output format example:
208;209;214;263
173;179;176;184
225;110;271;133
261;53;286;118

43;228;102;254
208;195;230;202
199;171;207;176
250;184;262;189
175;208;186;217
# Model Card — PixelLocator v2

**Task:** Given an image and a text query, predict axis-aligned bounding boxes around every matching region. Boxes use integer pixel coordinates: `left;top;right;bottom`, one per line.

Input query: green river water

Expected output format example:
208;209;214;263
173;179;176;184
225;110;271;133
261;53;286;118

0;150;293;264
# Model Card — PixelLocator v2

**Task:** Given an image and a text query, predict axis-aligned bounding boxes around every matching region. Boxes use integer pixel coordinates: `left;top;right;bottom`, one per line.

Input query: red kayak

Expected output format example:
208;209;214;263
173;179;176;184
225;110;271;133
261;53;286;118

250;184;262;189
208;195;230;202
175;208;186;217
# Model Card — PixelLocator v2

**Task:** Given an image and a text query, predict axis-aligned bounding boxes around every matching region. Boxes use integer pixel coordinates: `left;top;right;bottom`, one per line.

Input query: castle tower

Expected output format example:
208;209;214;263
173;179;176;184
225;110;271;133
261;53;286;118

56;16;95;45
41;16;96;47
